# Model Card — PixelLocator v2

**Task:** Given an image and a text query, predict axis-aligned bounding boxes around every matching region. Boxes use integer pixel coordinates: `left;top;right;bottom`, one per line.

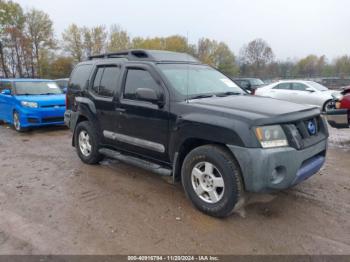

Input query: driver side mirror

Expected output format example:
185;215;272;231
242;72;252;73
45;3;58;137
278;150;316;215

306;87;315;93
135;88;164;107
1;89;11;95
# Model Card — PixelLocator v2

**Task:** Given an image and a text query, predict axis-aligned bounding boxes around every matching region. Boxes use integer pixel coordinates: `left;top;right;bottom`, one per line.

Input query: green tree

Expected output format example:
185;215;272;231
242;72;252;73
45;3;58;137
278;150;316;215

49;56;74;79
62;24;84;62
83;25;107;57
239;38;274;77
295;55;327;77
26;8;55;77
107;25;130;52
197;38;238;76
334;55;350;77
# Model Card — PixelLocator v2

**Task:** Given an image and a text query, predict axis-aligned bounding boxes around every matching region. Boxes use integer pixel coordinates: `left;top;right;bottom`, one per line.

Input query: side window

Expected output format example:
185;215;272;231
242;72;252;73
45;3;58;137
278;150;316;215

70;64;93;90
91;66;120;97
124;69;161;100
273;83;291;90
99;66;120;97
92;67;104;94
292;83;308;91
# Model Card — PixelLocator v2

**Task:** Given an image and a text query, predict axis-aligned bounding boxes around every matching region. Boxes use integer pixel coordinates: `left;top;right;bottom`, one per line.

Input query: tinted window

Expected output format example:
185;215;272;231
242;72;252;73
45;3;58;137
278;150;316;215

70;64;92;90
124;69;161;100
92;67;104;94
274;83;291;90
99;66;120;97
292;83;308;91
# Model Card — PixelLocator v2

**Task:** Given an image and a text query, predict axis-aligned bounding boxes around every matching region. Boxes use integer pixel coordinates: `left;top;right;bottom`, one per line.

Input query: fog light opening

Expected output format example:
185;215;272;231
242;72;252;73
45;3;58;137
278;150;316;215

270;166;286;184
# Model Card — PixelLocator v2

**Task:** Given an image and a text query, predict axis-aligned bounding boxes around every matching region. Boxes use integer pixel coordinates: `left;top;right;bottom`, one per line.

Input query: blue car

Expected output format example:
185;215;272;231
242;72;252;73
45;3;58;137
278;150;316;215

0;79;66;132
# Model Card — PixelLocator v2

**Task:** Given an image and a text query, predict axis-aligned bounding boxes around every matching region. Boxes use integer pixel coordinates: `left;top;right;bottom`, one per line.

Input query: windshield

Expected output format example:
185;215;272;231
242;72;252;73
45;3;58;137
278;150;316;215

158;64;244;99
307;81;328;91
249;78;264;85
15;81;62;95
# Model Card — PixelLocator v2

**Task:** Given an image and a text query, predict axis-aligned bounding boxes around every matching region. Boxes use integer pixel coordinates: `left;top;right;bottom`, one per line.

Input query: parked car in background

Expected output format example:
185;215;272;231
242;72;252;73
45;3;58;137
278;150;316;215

0;79;66;132
255;80;341;111
326;86;350;128
55;78;69;93
232;78;265;94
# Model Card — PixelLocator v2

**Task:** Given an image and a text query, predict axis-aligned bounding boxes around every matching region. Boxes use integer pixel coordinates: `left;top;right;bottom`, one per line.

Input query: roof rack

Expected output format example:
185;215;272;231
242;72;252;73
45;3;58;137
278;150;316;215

88;49;199;63
89;50;150;60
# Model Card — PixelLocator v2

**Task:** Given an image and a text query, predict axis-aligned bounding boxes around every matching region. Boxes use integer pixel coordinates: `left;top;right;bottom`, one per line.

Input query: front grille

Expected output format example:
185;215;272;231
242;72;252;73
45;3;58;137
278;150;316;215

283;116;328;150
42;117;64;123
27;117;39;123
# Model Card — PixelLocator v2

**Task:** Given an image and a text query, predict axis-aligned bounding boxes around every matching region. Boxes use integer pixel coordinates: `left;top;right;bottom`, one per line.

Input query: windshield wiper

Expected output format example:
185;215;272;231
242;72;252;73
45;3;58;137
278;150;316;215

215;91;242;97
39;93;57;95
189;94;214;100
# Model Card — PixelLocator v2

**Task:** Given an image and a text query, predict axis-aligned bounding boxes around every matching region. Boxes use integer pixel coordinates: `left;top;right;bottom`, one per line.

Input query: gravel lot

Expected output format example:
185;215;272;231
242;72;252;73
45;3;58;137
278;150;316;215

0;123;349;255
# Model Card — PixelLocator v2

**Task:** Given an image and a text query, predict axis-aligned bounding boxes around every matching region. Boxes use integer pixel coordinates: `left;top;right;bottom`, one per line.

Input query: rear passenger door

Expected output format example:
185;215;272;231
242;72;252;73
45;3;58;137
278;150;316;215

88;64;121;138
115;65;170;162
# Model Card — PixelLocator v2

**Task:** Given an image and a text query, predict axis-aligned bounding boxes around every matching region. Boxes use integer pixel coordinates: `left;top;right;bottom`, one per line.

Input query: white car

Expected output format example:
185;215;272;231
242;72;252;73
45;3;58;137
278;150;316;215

255;80;340;111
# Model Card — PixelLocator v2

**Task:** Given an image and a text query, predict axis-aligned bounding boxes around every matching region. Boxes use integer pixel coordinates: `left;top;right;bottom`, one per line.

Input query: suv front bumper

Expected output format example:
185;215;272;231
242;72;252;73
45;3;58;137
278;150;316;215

227;139;327;193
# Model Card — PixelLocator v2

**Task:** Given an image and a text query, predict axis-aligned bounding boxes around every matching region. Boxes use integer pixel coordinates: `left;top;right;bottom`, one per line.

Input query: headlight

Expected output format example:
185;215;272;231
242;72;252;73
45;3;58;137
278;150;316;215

21;101;38;108
255;125;288;148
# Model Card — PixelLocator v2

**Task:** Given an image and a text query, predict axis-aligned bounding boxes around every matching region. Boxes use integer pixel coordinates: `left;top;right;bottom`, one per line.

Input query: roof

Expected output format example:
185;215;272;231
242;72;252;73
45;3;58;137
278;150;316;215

88;49;199;63
276;79;315;83
0;78;54;82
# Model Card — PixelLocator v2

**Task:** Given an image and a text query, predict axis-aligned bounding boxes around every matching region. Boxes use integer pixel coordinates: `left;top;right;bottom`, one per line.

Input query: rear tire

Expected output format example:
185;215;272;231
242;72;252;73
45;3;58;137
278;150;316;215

75;121;103;164
181;145;243;218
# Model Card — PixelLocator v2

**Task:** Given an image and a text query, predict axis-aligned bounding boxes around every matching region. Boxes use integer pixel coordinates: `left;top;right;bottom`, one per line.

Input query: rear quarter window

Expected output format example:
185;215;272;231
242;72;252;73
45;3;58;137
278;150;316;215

69;64;93;90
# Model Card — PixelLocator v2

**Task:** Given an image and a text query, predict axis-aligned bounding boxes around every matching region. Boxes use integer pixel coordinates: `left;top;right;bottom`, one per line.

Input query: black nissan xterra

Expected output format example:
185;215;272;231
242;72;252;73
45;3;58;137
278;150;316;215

65;50;328;217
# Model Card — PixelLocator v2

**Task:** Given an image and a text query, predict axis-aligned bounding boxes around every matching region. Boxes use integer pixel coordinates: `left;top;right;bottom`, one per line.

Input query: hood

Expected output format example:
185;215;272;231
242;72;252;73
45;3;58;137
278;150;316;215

321;89;341;98
14;94;66;107
187;95;320;125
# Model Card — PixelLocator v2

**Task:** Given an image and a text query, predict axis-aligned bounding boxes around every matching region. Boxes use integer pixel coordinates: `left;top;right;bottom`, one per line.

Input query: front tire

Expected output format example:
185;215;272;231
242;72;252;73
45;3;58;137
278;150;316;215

13;111;26;132
75;121;103;164
181;145;243;217
322;100;333;113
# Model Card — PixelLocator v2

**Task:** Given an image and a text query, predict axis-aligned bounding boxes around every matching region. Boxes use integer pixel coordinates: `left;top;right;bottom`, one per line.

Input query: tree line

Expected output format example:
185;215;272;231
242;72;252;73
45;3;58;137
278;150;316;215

1;0;350;80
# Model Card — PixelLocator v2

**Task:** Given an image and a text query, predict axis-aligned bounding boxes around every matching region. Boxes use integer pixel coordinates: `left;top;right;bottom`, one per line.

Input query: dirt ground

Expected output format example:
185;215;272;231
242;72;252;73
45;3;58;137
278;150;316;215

0;123;349;255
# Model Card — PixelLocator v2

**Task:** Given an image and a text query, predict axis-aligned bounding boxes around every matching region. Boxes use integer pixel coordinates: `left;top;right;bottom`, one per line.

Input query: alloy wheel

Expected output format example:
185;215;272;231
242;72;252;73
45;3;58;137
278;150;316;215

191;161;225;204
79;130;92;157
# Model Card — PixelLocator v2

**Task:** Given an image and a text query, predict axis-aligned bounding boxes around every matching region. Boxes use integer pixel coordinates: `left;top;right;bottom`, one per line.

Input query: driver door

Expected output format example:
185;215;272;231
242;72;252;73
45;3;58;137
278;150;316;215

115;65;170;162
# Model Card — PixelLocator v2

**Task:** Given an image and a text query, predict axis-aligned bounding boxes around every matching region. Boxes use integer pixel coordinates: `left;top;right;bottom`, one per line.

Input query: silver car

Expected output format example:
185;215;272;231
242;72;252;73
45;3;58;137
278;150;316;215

255;80;340;111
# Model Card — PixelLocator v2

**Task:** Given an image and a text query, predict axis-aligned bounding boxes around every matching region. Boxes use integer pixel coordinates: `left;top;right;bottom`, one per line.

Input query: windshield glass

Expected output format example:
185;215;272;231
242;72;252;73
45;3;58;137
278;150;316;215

249;78;264;85
158;64;244;99
307;81;328;91
15;81;62;95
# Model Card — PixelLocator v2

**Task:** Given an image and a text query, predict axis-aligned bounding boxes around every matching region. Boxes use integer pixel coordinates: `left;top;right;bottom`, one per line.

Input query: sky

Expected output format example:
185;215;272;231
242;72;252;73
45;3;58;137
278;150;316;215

15;0;350;61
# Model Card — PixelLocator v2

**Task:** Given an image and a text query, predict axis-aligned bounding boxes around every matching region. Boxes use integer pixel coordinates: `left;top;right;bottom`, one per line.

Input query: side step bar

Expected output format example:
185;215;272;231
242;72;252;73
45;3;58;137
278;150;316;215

99;148;172;176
